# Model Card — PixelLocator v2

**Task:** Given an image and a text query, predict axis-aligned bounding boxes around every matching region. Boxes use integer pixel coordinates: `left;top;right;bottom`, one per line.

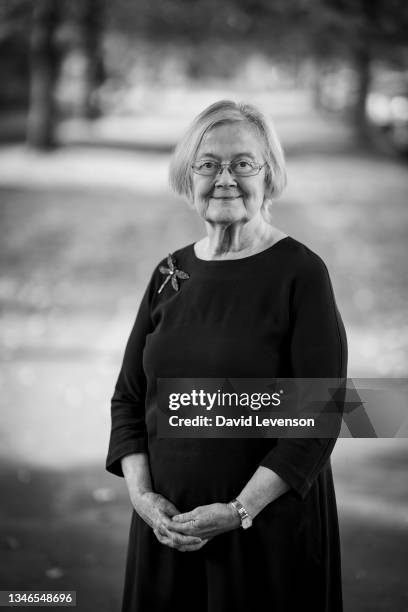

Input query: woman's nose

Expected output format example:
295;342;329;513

214;166;237;186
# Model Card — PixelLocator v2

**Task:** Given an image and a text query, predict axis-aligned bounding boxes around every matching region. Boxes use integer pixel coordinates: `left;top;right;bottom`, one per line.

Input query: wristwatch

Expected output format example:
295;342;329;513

229;498;253;529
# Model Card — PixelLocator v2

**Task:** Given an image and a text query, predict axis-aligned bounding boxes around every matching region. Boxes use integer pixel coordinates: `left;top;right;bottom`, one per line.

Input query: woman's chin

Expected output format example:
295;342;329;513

204;204;247;224
206;212;246;224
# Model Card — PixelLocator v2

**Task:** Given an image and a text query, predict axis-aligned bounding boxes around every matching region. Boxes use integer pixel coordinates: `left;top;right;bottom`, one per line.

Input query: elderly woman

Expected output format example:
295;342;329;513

106;100;347;612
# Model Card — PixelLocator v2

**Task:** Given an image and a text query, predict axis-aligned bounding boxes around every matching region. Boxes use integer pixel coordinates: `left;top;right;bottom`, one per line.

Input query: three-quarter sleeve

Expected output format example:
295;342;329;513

259;250;348;499
105;272;156;477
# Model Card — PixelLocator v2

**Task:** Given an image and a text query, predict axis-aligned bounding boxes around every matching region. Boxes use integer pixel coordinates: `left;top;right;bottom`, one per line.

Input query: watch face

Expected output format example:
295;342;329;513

242;517;252;529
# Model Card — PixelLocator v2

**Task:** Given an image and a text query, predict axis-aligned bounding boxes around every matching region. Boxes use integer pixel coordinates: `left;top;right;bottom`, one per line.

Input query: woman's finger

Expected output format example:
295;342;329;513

161;514;203;538
156;523;202;545
172;511;196;523
153;528;167;545
158;514;182;531
154;526;210;551
168;518;201;535
165;528;203;546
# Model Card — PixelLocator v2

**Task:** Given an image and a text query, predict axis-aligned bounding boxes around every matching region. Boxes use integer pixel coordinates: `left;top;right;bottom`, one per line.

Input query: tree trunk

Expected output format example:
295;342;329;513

352;0;378;145
311;59;328;112
78;0;105;119
352;43;372;144
26;0;60;150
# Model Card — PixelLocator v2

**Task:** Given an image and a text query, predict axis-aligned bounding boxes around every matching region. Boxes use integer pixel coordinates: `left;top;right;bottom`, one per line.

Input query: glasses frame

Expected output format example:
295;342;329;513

191;160;266;178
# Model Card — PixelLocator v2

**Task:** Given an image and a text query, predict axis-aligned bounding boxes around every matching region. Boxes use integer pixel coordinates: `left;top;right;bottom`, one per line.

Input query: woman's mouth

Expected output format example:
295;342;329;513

211;194;241;200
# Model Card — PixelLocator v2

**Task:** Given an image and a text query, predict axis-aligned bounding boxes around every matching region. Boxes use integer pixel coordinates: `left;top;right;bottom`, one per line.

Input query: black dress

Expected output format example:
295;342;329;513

106;236;347;612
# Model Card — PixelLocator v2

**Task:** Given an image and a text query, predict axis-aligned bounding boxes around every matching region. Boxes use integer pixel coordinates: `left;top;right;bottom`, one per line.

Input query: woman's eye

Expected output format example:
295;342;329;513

201;161;216;169
236;161;251;168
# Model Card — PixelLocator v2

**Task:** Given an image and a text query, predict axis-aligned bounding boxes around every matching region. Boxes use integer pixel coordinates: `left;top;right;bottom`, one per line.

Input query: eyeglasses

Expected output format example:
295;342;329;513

191;159;266;177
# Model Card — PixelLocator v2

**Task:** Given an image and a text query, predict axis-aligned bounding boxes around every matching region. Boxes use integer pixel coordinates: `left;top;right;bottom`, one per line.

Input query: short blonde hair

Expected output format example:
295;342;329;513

169;100;287;212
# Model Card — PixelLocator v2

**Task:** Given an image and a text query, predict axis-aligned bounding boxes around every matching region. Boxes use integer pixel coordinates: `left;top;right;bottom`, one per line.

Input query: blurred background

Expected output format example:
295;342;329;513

0;1;407;610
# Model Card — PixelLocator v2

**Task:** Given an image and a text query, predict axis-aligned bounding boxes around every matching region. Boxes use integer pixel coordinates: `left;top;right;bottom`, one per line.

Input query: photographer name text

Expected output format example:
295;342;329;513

168;415;315;428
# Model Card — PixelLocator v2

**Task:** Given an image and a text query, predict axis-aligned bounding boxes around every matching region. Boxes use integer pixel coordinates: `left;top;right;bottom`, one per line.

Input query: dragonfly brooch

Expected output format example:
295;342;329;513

158;253;190;294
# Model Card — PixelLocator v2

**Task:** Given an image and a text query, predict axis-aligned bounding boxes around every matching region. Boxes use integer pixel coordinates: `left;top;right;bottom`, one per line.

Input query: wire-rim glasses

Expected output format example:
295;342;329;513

192;160;266;177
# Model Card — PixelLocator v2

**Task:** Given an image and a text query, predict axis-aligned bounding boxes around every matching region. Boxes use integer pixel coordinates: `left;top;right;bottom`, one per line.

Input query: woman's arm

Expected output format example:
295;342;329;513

106;278;154;477
170;466;290;538
106;268;206;551
258;250;347;499
122;453;206;551
235;465;290;519
121;453;153;499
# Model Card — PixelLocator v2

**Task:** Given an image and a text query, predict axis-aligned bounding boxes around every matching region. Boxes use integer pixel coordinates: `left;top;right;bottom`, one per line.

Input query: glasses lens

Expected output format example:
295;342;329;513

232;161;259;176
195;161;219;175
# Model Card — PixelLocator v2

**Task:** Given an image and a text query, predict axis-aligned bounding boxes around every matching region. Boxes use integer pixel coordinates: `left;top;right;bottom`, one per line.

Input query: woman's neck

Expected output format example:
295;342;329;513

197;218;285;260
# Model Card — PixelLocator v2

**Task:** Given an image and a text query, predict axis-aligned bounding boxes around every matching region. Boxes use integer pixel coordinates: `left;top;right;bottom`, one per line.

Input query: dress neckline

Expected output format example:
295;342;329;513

190;235;291;265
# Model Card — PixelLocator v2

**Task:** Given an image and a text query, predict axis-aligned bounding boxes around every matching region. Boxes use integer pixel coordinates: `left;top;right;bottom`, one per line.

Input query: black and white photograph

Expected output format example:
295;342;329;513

0;1;407;611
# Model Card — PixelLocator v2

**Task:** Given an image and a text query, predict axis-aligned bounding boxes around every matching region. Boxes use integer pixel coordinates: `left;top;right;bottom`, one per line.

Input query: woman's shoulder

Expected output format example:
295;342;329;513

281;236;329;270
273;237;334;293
152;242;194;271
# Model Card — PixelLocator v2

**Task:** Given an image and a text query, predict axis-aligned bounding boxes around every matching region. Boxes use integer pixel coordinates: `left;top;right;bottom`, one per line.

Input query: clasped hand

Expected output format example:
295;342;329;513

171;502;241;541
132;492;240;552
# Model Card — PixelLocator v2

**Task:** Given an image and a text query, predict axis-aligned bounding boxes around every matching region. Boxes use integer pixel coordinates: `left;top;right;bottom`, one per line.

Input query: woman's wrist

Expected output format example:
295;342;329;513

129;487;155;509
227;502;242;529
131;489;148;505
235;467;291;520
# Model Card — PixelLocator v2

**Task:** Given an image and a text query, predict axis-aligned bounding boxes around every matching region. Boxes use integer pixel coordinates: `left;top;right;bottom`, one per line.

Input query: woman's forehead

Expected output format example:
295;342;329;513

196;122;264;158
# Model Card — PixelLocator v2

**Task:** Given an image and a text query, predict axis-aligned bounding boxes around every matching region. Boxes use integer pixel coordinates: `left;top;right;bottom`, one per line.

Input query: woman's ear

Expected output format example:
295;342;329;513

261;197;274;223
263;167;274;197
186;177;196;208
263;179;275;202
185;194;195;209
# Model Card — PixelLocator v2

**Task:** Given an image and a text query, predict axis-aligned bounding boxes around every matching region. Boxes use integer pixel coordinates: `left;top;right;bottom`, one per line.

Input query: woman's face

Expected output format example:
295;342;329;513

191;122;267;225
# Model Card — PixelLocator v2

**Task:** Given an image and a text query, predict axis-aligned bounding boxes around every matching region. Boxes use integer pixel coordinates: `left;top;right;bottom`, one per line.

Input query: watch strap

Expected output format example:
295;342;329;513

229;498;253;529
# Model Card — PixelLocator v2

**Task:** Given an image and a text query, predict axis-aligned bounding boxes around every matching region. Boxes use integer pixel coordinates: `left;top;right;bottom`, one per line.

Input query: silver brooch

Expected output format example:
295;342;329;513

158;253;190;294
